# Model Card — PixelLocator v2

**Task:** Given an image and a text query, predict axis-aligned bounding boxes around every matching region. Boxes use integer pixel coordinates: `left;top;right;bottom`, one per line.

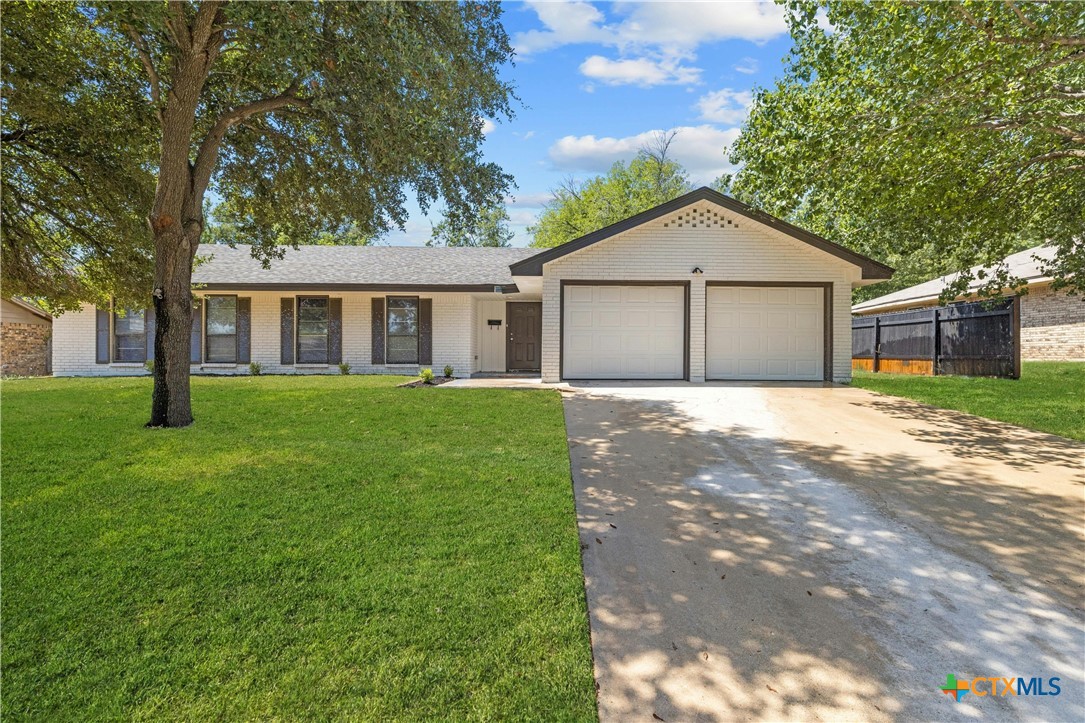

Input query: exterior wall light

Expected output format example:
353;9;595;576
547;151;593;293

691;267;703;275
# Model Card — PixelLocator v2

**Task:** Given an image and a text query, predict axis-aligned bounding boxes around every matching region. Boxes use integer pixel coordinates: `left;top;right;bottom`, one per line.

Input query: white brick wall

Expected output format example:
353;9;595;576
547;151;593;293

539;201;862;383
53;292;483;377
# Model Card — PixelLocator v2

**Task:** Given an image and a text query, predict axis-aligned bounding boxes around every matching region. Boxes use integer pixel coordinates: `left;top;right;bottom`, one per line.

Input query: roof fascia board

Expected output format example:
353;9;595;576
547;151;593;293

509;187;893;280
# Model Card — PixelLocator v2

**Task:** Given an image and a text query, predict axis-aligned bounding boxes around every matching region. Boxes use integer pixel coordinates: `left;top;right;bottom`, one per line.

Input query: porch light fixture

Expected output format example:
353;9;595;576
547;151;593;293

691;267;703;275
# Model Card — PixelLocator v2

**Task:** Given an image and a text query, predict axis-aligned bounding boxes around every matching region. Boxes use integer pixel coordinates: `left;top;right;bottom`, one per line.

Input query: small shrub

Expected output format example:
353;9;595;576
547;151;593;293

143;360;154;374
338;362;351;375
443;365;454;378
249;361;263;376
420;368;435;384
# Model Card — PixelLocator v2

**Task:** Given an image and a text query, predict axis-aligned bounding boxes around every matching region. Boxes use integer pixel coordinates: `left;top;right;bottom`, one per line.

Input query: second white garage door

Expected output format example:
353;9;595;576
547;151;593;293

706;285;824;380
563;284;685;379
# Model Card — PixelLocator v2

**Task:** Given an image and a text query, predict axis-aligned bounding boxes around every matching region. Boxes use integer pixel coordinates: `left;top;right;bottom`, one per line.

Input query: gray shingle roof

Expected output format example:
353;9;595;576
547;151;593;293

192;244;541;289
853;245;1055;313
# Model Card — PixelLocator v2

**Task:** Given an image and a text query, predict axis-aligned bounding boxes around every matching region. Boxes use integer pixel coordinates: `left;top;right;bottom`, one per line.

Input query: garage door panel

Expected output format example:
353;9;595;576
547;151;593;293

706;286;824;381
765;288;790;304
623;310;651;327
739;288;762;304
566;286;594;303
594;310;620;328
739;311;762;328
568;309;594;328
563;284;685;380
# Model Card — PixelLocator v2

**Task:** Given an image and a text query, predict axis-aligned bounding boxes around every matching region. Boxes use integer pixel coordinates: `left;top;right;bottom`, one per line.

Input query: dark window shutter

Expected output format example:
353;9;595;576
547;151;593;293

190;299;202;363
281;298;295;365
419;298;432;365
95;307;110;364
371;298;385;365
329;298;343;364
145;307;156;362
237;297;251;363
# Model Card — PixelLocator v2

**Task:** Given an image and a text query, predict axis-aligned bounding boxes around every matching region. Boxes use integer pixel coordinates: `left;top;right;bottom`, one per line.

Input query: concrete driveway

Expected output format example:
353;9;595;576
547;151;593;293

563;382;1084;722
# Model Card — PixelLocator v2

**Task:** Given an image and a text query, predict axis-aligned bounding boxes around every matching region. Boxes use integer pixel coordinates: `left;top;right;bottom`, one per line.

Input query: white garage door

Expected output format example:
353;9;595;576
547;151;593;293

563;285;685;379
706;286;824;380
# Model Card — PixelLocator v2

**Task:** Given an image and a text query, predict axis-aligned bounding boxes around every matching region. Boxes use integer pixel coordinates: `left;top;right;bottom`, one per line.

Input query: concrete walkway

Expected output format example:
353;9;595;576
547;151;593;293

563;383;1084;722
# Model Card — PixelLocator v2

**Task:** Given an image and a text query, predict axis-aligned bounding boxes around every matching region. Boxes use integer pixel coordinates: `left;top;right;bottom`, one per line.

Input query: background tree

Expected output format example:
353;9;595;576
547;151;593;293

1;2;156;312
427;205;513;247
3;1;514;426
730;0;1085;301
530;131;693;247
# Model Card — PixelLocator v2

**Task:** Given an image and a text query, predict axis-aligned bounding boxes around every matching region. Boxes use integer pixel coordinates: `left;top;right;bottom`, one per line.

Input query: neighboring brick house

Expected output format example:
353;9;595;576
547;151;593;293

853;246;1084;361
51;187;893;382
2;297;53;376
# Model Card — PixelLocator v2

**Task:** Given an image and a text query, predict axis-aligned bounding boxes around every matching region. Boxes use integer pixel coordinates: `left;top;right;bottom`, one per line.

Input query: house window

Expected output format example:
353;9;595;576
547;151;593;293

113;308;146;362
297;296;329;363
205;295;238;363
386;296;419;364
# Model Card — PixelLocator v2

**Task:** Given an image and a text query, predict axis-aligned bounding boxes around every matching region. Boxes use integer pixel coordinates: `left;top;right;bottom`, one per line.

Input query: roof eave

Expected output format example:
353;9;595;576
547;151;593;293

194;282;519;293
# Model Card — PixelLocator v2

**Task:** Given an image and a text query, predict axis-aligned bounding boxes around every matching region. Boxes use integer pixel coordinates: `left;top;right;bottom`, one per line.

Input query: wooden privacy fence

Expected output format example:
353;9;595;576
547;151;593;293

852;297;1020;378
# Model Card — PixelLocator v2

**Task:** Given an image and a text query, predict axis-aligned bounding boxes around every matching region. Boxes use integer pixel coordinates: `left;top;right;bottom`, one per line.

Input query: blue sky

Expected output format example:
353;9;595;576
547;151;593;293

387;1;797;247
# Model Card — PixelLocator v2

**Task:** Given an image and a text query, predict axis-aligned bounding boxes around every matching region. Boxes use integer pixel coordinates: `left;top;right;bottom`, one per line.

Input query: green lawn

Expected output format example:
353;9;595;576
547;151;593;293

850;361;1085;441
1;376;596;721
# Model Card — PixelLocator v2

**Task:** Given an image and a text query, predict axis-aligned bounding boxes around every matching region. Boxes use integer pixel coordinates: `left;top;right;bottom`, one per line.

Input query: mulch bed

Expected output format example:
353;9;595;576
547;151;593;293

398;376;456;388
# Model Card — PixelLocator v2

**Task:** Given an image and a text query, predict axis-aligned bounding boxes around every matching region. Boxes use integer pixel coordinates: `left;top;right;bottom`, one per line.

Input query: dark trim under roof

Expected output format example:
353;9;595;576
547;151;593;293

508;187;894;280
197;283;519;293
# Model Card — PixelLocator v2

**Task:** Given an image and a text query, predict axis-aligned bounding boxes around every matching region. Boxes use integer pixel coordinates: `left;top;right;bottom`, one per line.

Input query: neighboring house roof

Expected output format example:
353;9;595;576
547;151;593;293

192;244;540;291
853;245;1055;314
508;187;894;280
3;297;52;322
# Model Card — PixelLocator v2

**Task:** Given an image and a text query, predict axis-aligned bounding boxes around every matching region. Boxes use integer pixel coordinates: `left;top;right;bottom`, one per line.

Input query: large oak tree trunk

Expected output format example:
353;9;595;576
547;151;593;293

147;221;200;427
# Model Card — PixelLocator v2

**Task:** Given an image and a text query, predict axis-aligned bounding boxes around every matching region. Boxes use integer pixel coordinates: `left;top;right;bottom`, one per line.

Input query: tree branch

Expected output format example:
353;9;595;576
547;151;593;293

124;25;163;122
1004;1;1037;31
189;81;311;206
957;5;1084;47
1018;149;1085;170
190;1;227;52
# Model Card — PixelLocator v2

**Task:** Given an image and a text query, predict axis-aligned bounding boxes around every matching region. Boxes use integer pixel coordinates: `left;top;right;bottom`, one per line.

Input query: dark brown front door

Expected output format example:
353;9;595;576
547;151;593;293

507;302;542;371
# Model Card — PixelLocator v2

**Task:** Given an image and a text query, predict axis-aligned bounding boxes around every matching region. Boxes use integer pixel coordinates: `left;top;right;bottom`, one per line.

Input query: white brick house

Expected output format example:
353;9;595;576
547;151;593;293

53;188;893;382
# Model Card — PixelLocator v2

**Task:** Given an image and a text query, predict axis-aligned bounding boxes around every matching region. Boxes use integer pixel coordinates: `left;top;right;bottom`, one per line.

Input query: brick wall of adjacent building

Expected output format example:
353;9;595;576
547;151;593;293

1021;283;1085;360
1;322;51;376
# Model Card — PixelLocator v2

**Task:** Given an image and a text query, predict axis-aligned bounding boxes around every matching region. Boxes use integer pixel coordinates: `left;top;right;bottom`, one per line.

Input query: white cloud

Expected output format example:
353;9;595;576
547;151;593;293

580;55;701;87
514;1;612;55
695;88;753;125
548;125;740;183
522;130;536;140
507;208;543;227
734;56;759;75
514;1;788;57
505;192;552;207
613;2;788;50
481;118;496;135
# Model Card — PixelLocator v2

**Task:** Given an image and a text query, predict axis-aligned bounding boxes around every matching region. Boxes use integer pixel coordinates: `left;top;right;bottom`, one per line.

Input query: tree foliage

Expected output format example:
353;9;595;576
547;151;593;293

428;205;513;247
730;0;1085;300
1;2;156;310
2;1;516;426
530;132;694;248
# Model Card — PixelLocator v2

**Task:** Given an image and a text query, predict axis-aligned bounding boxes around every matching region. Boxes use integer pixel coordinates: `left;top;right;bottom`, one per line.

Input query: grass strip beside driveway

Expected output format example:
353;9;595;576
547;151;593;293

850;361;1084;441
1;375;596;720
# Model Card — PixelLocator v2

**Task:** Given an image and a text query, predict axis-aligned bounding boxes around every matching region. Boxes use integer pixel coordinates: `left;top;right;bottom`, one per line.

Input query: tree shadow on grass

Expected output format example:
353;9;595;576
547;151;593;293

566;391;1085;722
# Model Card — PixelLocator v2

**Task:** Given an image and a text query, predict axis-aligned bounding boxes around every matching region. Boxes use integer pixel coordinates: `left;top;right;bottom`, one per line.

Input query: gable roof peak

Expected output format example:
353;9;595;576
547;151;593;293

509;187;893;280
